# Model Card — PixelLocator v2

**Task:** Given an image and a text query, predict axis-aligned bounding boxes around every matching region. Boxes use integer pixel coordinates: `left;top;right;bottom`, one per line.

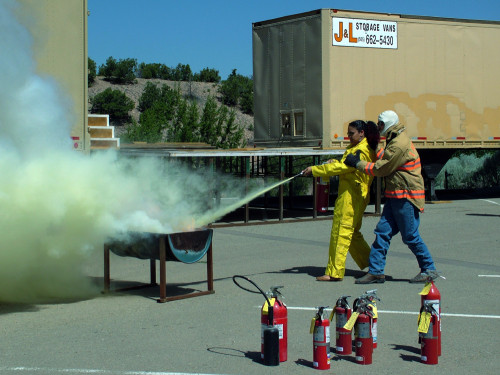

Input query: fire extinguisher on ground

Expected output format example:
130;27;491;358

418;301;439;364
232;275;282;366
261;286;287;362
315;177;330;213
419;276;442;356
365;289;380;349
349;297;374;365
311;306;330;370
330;295;352;355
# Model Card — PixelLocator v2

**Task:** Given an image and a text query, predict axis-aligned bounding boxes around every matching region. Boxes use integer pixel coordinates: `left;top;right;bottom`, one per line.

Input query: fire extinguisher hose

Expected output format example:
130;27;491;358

233;275;274;324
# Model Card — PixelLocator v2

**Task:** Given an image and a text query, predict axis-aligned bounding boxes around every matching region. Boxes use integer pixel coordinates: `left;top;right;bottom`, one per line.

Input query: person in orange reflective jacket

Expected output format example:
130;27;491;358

344;110;438;284
302;120;380;281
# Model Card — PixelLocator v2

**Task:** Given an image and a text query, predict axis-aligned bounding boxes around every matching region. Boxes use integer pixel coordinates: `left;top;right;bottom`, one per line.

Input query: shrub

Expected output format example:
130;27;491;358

199;96;219;145
88;57;96;86
219;69;253;114
98;56;137;84
138;82;181;116
90;88;135;121
193;67;221;83
171;63;192;81
137;62;172;79
435;150;500;189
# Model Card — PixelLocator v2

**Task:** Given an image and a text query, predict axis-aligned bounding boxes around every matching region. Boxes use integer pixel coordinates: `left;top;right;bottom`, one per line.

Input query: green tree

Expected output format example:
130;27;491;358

90;88;135;121
199;96;219;145
171;63;192;81
219;69;253;111
138;82;181;114
171;99;187;142
219;69;240;106
138;62;172;79
88;57;96;86
239;80;254;114
220;108;245;149
179;101;200;142
193;67;221;83
98;56;137;84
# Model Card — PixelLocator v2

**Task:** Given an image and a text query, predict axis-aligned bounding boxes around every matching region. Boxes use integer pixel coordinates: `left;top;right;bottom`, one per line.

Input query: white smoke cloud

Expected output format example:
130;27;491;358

0;1;251;303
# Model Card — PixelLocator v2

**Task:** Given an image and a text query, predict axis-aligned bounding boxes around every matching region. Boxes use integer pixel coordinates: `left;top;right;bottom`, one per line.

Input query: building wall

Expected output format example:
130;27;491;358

14;0;89;151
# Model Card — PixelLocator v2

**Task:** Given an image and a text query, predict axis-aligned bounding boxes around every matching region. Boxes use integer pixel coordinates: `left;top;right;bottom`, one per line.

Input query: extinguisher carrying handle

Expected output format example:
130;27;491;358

364;289;381;302
270;286;284;299
232;275;275;325
315;306;329;320
421;300;439;315
335;295;351;309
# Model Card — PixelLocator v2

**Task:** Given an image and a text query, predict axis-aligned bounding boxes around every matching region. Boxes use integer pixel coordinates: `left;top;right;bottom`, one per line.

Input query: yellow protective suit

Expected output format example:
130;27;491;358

311;138;377;279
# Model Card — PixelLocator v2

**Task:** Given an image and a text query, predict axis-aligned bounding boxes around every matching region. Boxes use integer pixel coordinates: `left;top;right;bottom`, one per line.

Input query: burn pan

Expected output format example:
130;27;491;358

103;228;214;303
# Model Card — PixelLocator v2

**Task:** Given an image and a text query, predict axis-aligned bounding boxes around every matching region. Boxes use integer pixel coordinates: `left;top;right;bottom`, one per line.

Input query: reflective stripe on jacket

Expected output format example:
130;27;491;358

355;123;426;211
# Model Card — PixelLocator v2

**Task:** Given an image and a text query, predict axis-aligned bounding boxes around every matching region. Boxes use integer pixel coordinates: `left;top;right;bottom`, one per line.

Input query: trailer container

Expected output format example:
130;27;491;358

252;9;500;190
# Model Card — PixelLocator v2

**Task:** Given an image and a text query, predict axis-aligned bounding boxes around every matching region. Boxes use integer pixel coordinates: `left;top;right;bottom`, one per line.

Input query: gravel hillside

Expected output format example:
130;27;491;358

88;77;254;144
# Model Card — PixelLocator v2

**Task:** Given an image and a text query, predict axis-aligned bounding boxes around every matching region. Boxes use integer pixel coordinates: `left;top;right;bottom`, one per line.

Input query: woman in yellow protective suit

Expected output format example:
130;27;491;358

302;120;380;281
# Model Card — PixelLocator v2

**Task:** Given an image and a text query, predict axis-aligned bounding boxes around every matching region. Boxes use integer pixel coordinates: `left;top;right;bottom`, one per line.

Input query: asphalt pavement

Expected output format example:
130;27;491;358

1;196;499;375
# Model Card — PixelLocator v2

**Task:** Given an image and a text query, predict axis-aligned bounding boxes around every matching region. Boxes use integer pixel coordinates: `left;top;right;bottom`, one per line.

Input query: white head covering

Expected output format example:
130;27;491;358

378;110;399;136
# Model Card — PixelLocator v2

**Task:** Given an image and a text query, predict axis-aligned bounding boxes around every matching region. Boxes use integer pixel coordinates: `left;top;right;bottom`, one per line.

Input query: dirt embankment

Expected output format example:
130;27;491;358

88;77;254;143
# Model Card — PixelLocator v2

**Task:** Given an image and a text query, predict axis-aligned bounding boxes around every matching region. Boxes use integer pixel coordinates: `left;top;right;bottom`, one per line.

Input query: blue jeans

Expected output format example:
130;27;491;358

369;198;435;275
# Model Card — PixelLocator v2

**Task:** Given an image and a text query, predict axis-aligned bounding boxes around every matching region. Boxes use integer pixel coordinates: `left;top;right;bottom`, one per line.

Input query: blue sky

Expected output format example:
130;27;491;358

88;0;500;80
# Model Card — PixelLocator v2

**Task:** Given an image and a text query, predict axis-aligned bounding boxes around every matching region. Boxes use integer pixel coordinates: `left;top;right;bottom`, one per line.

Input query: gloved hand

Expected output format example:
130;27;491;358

344;150;361;168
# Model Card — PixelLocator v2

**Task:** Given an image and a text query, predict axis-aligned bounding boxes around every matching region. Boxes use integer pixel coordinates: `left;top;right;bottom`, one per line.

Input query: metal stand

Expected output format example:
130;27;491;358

103;235;214;303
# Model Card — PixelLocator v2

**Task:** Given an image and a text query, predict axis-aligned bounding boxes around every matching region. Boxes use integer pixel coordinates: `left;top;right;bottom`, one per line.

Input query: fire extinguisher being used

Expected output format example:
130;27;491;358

315;177;330;213
330;295;352;355
365;289;380;349
261;286;288;362
418;301;439;364
419;276;442;356
351;297;374;365
311;306;330;370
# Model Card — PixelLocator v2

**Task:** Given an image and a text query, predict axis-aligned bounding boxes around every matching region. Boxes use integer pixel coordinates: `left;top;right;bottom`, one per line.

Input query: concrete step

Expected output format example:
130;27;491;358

89;126;114;138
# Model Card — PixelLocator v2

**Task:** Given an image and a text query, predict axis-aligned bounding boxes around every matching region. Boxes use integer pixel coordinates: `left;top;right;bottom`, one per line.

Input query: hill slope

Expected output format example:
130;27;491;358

88;77;254;144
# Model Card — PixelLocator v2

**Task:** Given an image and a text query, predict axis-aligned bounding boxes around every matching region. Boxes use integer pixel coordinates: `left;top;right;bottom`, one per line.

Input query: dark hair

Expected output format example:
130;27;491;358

363;120;380;151
348;120;366;133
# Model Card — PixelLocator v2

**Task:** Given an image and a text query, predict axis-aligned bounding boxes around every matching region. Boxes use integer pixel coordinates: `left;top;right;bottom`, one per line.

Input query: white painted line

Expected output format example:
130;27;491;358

478;274;500;277
480;199;500;206
275;306;500;319
0;368;229;375
379;310;500;319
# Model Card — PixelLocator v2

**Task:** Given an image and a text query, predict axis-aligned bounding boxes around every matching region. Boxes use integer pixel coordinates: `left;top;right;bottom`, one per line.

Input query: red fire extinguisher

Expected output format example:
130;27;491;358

418;301;439;364
315;177;330;213
330;295;352;355
353;298;373;365
261;286;287;362
232;275;280;366
420;278;441;356
311;306;330;370
365;289;380;349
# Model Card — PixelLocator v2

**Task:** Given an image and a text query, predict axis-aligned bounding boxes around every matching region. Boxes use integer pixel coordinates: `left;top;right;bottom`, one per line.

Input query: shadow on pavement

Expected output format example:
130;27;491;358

390;343;421;362
206;347;261;364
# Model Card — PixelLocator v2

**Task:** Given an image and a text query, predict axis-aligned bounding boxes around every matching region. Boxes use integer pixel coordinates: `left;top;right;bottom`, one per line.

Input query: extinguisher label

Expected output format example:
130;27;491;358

356;322;371;338
276;323;284;339
427;299;440;320
313;326;331;342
